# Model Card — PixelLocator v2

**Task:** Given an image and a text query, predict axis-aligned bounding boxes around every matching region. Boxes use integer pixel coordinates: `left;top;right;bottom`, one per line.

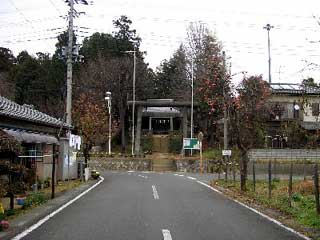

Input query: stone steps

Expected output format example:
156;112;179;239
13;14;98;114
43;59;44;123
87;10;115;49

152;158;174;172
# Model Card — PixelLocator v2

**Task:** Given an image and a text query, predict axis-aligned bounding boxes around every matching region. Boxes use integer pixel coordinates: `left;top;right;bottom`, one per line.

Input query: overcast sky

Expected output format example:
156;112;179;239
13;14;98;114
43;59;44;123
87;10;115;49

1;0;320;85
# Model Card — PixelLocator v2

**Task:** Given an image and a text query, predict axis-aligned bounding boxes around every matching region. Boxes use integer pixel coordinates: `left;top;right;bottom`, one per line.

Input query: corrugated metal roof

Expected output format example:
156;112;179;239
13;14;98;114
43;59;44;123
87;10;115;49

0;96;69;128
270;83;320;95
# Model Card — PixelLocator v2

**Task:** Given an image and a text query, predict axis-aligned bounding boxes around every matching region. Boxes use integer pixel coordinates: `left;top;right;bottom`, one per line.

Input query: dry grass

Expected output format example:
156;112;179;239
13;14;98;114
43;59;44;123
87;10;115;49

1;179;83;212
212;179;320;239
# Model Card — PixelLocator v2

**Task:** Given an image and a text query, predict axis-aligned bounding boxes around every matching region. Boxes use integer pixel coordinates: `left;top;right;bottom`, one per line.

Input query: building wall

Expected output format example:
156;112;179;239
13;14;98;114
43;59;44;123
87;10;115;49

302;97;320;122
57;138;78;181
268;94;320;122
36;143;57;182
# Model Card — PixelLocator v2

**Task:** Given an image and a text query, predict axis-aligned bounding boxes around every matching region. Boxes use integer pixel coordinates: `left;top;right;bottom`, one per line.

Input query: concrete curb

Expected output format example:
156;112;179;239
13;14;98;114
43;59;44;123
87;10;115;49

0;179;103;240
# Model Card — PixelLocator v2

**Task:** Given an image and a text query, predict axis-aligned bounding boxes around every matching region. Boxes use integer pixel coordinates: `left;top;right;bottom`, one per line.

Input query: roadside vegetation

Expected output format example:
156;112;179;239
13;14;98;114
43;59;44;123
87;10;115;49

212;179;320;239
0;180;82;226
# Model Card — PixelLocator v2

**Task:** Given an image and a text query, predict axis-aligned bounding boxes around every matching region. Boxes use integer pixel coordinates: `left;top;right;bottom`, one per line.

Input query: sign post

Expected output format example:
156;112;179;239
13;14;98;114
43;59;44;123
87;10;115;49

198;131;204;174
222;150;232;181
222;150;232;156
183;138;200;150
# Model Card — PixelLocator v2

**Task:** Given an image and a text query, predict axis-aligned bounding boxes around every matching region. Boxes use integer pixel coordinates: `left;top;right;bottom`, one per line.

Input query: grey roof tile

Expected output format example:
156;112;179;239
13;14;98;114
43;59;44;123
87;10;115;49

0;96;70;128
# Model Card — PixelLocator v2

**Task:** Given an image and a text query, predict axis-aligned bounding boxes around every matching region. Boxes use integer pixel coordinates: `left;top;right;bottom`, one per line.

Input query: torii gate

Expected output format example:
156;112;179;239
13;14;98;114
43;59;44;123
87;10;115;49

127;99;198;154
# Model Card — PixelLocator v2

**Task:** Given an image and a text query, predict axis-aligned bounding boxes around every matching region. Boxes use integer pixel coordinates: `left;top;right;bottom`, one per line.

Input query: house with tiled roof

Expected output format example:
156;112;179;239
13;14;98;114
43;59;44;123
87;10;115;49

0;96;74;185
266;83;320;148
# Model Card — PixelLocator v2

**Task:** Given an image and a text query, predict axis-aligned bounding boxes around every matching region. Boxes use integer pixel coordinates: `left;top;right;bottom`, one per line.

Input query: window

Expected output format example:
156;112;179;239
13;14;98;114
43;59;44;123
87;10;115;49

312;103;319;116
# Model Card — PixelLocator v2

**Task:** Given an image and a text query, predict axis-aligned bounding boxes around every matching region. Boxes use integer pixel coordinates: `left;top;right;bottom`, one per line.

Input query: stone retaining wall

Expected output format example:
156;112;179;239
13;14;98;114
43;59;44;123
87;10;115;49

84;157;151;171
175;159;216;172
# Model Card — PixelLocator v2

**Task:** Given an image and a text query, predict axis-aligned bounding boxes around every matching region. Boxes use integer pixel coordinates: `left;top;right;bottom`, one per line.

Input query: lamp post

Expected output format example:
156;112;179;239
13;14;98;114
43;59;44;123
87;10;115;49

190;58;194;156
124;50;136;156
263;23;274;84
105;92;112;155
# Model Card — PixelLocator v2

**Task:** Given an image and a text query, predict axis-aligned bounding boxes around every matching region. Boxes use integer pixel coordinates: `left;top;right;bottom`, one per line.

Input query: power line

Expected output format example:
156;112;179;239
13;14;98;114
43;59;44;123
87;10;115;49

0;27;65;39
83;13;319;33
0;15;65;28
0;35;59;44
47;0;65;16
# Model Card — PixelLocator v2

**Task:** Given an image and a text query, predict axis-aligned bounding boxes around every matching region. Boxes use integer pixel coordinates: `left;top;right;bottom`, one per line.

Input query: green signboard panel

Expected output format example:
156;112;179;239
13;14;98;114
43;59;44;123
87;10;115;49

183;138;200;150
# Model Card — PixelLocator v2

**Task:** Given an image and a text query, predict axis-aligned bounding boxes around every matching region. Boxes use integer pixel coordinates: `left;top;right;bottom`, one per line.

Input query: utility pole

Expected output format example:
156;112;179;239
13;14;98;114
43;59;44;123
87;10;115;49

190;58;194;156
51;144;56;199
133;50;136;156
124;50;136;156
66;0;74;126
222;51;228;181
263;23;274;84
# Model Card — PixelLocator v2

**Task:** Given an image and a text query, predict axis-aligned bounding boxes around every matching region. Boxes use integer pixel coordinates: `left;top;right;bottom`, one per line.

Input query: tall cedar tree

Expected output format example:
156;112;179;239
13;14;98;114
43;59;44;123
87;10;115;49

0;47;15;99
76;16;153;153
154;45;189;100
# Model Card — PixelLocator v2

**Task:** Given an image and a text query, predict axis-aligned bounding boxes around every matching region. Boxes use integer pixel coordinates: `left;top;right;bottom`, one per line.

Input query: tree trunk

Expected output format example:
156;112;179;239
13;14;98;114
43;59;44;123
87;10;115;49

120;103;126;153
83;144;91;168
9;192;14;210
240;150;248;191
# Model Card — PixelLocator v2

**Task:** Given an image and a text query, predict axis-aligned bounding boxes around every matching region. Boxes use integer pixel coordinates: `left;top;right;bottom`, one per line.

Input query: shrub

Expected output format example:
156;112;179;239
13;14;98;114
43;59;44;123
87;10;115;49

22;192;47;209
141;132;153;154
5;209;15;216
168;132;182;153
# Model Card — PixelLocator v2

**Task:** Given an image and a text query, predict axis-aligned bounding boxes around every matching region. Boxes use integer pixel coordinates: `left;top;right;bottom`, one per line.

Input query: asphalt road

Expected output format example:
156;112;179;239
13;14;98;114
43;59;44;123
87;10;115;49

20;171;304;240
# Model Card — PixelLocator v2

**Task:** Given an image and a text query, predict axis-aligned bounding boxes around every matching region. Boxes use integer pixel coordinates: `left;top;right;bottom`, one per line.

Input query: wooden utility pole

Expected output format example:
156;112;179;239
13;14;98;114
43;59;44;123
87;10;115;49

51;144;56;199
198;131;204;174
314;164;320;214
66;0;74;126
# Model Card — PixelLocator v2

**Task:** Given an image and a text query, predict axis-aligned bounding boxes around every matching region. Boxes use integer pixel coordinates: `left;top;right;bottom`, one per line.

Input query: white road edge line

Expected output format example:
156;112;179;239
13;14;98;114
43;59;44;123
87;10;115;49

138;174;148;179
196;180;310;240
162;229;173;240
152;185;159;200
187;176;196;180
12;176;105;240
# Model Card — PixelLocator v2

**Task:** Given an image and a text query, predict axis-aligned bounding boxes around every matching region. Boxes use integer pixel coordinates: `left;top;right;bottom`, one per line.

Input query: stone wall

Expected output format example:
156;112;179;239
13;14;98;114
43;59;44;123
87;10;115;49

175;159;219;173
85;157;151;171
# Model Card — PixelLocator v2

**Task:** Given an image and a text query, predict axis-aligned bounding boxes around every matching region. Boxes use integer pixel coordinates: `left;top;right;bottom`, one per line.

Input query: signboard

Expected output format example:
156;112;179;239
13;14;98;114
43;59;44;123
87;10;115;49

183;138;200;150
197;131;204;142
222;150;232;156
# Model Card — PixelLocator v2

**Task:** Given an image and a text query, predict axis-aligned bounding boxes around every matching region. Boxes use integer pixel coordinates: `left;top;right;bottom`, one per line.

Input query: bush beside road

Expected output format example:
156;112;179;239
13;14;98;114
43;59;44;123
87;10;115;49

212;179;320;239
0;178;97;239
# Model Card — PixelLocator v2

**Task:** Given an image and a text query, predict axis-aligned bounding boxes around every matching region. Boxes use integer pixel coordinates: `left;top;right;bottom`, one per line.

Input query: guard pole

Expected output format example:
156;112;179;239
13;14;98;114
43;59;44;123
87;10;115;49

200;140;203;174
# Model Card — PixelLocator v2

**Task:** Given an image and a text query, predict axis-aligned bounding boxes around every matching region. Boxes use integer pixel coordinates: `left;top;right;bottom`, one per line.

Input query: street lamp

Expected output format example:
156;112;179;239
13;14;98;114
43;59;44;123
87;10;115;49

263;23;274;84
123;50;136;156
190;58;194;156
105;91;112;155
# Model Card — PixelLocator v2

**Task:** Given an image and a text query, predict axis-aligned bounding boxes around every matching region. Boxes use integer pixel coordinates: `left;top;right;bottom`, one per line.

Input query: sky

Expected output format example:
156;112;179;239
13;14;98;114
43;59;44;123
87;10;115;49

1;0;320;85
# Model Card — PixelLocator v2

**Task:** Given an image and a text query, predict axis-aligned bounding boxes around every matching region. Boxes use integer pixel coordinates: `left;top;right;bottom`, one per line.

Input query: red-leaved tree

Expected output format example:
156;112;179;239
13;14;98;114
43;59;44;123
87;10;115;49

73;93;118;165
230;75;270;190
196;53;232;146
